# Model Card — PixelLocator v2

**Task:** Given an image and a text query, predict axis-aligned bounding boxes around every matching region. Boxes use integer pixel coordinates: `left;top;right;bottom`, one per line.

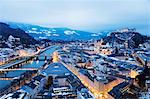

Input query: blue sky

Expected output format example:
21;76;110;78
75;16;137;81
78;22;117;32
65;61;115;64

0;0;149;35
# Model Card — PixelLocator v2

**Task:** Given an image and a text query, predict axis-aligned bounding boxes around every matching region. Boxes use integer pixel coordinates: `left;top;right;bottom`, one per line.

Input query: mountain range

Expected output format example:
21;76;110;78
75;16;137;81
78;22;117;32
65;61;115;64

0;22;37;46
6;22;108;41
1;22;149;49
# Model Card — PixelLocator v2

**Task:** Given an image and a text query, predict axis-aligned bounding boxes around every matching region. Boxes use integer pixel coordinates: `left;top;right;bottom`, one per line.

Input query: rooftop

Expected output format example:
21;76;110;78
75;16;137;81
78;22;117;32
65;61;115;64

108;82;129;98
79;88;95;99
42;63;71;76
0;90;28;99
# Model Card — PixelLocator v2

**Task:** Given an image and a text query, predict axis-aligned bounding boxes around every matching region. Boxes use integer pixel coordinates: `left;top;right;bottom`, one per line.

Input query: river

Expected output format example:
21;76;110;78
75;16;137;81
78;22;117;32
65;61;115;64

0;45;59;90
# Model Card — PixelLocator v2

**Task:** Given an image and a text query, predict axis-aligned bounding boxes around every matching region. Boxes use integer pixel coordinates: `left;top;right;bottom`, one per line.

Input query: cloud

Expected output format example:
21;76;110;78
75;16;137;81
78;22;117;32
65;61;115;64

0;0;149;35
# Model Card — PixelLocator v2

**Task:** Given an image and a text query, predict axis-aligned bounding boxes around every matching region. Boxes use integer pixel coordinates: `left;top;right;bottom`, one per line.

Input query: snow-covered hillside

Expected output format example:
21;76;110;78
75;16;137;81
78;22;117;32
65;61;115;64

7;22;108;41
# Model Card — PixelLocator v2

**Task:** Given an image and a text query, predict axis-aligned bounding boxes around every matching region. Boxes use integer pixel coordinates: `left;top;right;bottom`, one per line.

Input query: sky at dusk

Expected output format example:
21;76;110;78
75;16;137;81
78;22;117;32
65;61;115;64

0;0;149;35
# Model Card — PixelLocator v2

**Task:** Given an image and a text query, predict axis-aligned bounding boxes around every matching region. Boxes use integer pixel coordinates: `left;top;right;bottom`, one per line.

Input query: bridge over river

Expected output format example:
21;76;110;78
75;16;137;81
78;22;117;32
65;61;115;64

0;45;60;91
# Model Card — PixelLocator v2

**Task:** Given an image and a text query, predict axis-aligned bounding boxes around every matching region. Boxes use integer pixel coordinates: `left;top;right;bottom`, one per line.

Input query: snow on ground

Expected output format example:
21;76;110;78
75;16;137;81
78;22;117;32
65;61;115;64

53;34;59;36
32;28;37;30
91;34;99;36
52;29;56;32
97;32;102;35
0;48;15;61
64;30;76;35
39;36;47;39
26;30;42;34
46;34;51;36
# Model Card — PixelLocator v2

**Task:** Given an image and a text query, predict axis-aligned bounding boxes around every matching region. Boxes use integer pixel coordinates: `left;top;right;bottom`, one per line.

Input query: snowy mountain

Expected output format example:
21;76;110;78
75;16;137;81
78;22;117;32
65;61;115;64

0;22;38;60
0;22;38;46
6;22;107;41
102;29;150;48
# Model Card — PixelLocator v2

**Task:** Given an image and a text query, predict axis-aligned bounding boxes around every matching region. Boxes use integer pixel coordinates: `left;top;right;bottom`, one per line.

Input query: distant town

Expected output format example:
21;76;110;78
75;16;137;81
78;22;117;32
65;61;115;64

0;22;150;99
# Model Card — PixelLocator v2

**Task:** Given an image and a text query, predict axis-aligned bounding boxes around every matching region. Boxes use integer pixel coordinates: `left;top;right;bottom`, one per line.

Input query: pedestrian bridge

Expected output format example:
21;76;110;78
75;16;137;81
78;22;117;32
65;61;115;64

0;77;13;80
31;55;52;61
0;68;38;72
